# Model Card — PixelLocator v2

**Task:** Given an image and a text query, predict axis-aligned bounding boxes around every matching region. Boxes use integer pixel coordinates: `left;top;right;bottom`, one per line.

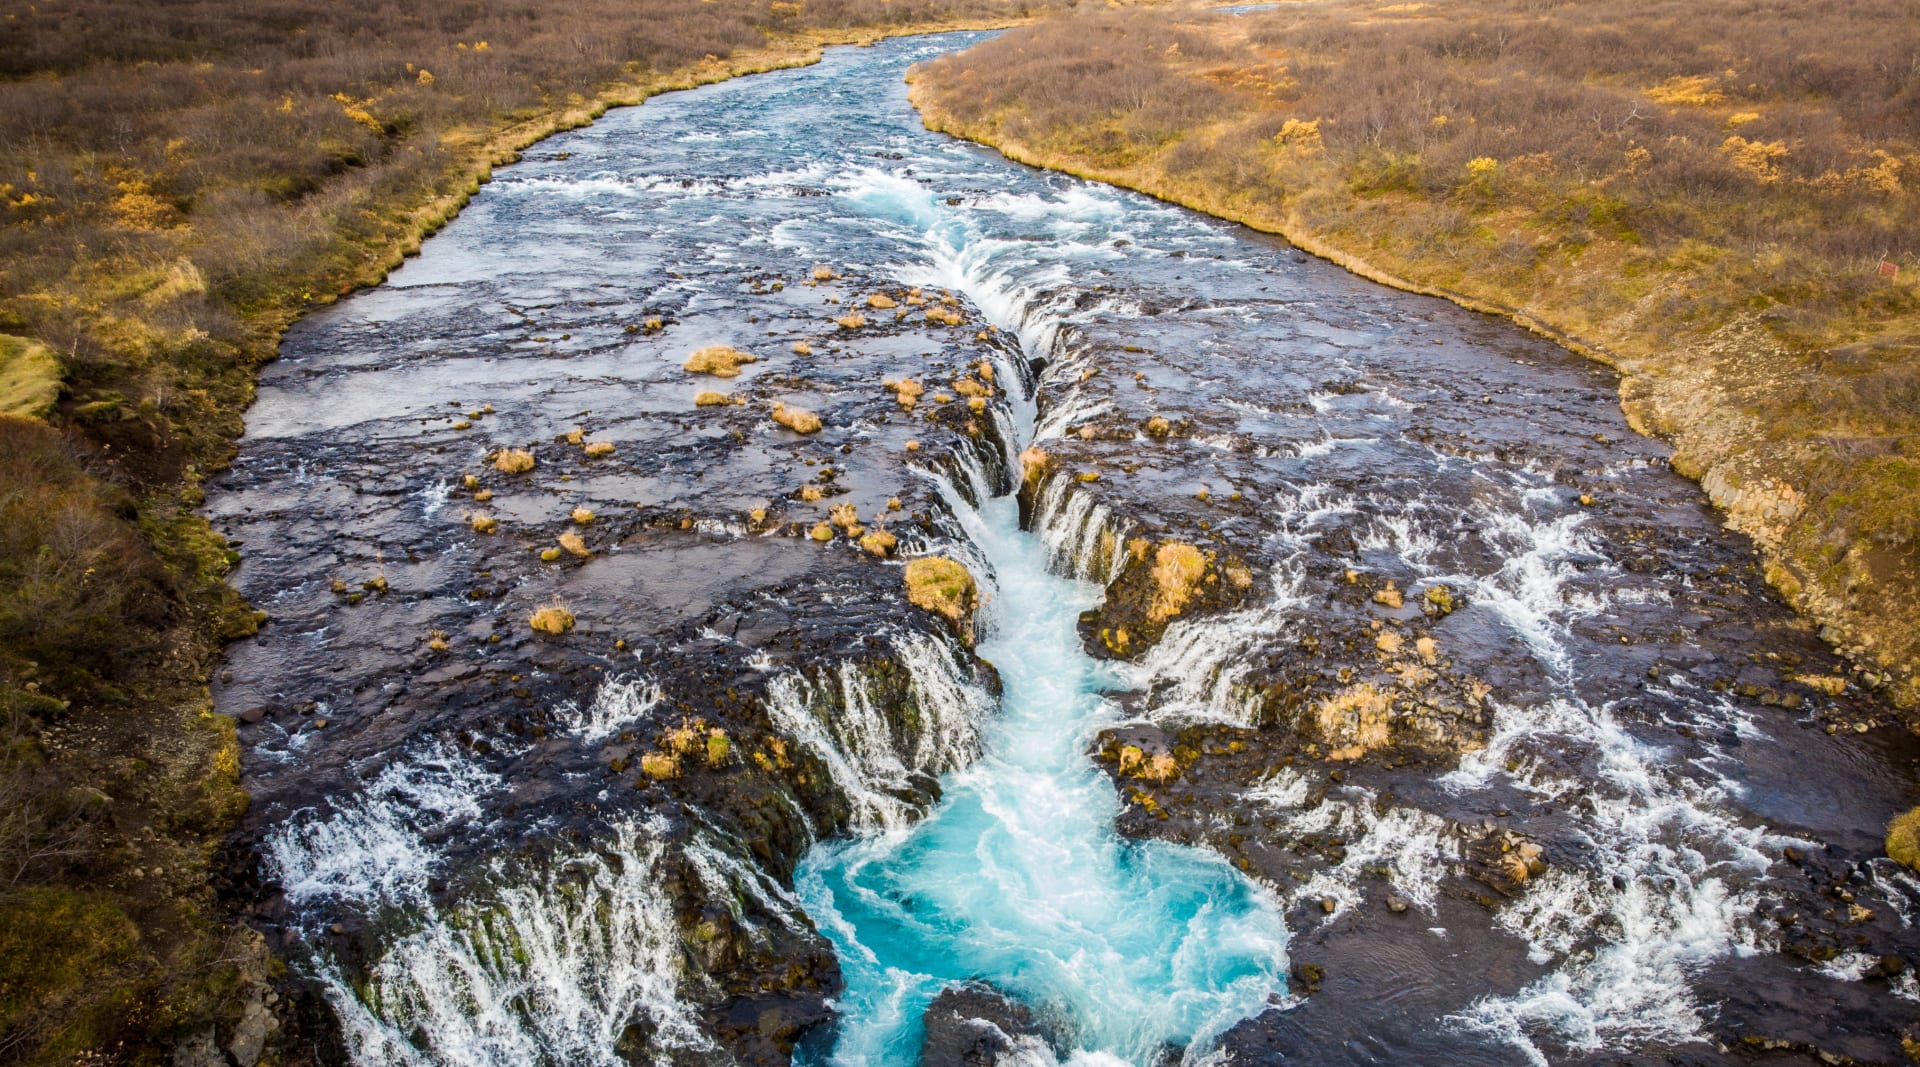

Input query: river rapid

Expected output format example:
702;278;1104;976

207;31;1920;1067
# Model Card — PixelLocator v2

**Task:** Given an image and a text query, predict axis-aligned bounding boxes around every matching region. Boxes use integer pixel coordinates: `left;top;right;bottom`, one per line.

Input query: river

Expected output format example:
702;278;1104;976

207;30;1920;1067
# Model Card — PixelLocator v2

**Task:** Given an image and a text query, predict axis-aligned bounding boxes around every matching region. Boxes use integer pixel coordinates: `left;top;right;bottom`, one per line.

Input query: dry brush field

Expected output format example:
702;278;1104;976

911;0;1920;710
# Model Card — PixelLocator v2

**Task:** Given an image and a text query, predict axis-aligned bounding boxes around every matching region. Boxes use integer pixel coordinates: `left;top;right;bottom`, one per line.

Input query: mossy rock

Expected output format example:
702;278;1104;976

1888;806;1920;870
0;335;60;419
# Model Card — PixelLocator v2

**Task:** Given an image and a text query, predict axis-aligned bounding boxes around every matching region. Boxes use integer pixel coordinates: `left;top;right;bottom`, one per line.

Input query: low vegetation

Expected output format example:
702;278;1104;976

684;344;758;377
0;0;1080;1057
904;556;980;640
912;0;1920;707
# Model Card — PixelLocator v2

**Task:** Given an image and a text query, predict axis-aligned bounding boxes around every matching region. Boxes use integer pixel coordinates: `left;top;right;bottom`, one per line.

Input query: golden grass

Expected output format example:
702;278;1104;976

1889;807;1920;870
684;344;757;377
912;0;1920;706
859;529;898;556
558;530;590;557
570;507;594;524
492;448;536;474
1147;542;1207;623
695;390;733;406
792;341;814;356
904;556;976;623
772;401;823;434
528;598;575;634
835;312;868;330
0;336;60;419
583;440;615;457
867;292;898;309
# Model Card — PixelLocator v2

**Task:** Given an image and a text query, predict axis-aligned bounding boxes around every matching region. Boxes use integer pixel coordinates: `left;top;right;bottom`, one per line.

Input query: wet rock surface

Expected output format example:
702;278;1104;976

1019;230;1920;1059
203;29;1920;1067
917;986;1048;1066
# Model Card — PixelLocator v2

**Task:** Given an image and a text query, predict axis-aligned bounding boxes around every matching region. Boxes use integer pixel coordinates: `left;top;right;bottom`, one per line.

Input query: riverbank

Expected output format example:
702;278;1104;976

0;6;1081;1062
907;0;1920;712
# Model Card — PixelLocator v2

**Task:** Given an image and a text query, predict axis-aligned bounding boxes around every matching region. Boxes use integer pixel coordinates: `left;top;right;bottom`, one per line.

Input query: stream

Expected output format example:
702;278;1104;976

208;30;1920;1067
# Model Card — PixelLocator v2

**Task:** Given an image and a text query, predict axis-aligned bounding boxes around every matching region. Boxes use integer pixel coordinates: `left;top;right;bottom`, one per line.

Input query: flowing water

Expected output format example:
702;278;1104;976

208;29;1920;1067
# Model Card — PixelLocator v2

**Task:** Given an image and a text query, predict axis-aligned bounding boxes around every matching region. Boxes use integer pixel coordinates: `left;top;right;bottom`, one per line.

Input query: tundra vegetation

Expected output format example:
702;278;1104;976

0;0;1078;1058
911;0;1920;709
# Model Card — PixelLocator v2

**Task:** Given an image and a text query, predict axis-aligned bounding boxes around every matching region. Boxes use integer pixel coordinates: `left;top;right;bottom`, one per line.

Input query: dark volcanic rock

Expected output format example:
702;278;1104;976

920;985;1049;1066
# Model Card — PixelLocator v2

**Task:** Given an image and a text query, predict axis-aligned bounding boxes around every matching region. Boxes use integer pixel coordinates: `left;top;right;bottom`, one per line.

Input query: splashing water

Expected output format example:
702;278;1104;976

796;488;1290;1065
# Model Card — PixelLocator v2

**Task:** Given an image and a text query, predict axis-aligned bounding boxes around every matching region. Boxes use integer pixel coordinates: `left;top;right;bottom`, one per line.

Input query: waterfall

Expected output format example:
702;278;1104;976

316;820;712;1067
763;632;994;834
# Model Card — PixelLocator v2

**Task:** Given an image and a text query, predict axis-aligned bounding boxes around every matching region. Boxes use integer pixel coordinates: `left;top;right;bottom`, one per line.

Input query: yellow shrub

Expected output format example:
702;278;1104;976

904;556;977;623
1890;807;1920;870
584;440;614;456
792;341;814;356
1646;74;1726;106
684;345;757;377
1147;542;1207;622
860;529;898;556
867;293;898;309
493;448;536;473
829;503;860;528
471;514;498;533
640;752;681;780
835;312;868;329
558;530;590;557
1721;135;1788;182
695;390;732;406
1274;117;1323;153
772;402;823;433
529;598;575;634
571;507;594;524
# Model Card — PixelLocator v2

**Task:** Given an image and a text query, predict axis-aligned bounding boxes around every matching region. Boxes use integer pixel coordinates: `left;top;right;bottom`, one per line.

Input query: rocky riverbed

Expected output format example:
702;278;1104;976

203;31;1920;1067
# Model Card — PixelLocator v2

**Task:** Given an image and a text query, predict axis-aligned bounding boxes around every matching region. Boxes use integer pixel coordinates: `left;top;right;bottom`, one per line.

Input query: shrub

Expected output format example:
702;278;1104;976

772;402;822;434
695;390;732;406
1889;807;1920;870
684;345;757;377
834;312;867;329
904;556;977;623
558;531;590;557
859;529;897;556
1147;542;1207;622
493;448;535;473
570;507;594;524
583;440;614;456
866;292;897;309
528;598;574;634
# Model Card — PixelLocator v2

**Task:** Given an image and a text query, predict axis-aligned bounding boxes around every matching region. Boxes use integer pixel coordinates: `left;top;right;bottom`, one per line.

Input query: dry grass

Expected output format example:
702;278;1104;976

772;401;823;433
835;311;869;329
528;597;574;634
1889;806;1920;869
684;344;757;377
913;0;1920;706
904;555;977;622
492;448;535;473
558;531;590;557
859;529;898;556
695;390;733;406
1146;541;1207;622
0;338;61;419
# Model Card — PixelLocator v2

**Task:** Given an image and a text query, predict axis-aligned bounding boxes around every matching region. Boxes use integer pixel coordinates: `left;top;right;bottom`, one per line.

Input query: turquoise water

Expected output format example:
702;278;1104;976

795;487;1290;1065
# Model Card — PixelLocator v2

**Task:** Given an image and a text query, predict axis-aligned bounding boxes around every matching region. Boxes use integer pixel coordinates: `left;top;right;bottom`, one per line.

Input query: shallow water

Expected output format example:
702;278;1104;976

207;29;1920;1067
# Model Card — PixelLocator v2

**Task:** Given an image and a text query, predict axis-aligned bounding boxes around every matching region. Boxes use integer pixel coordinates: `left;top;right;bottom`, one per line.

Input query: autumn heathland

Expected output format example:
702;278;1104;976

912;0;1920;708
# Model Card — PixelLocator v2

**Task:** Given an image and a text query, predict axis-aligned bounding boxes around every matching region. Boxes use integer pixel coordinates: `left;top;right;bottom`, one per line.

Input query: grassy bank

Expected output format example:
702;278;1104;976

909;0;1920;711
0;1;1076;1060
